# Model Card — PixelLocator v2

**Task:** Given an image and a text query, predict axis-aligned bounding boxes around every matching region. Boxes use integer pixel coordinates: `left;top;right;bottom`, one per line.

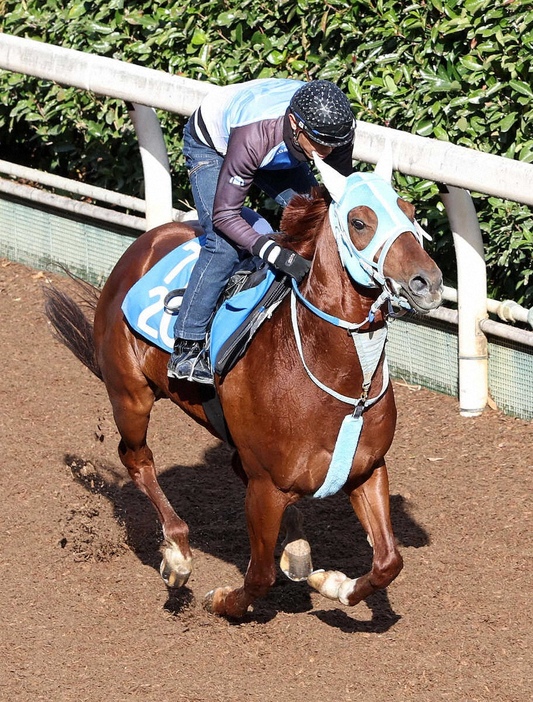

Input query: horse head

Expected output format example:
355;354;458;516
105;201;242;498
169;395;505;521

312;151;443;313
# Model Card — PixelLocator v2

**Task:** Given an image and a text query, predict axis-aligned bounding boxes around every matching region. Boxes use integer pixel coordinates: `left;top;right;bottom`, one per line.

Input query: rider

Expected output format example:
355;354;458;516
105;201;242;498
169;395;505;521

167;78;356;384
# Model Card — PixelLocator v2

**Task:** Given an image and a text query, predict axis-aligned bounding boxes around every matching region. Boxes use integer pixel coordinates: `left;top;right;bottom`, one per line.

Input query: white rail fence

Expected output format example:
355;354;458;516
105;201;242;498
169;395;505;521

1;33;532;417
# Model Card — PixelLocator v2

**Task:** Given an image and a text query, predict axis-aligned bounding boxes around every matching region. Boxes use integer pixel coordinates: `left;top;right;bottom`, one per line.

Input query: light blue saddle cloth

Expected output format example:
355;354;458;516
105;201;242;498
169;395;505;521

122;208;275;363
121;237;276;368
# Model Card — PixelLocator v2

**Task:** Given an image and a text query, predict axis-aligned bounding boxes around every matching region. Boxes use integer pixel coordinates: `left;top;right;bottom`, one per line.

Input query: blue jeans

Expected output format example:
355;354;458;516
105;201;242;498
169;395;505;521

174;121;317;341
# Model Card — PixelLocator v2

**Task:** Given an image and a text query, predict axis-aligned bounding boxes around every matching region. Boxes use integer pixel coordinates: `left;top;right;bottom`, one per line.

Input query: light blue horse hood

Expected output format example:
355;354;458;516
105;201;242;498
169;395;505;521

333;171;417;260
326;170;418;289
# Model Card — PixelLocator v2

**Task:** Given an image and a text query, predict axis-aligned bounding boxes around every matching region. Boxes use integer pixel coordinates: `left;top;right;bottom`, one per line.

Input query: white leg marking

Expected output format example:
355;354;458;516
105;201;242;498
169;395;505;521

338;577;358;605
307;570;349;600
307;570;359;605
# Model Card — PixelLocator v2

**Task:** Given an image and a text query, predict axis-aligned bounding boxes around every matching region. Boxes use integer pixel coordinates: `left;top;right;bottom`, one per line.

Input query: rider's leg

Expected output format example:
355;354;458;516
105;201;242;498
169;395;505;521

168;123;240;384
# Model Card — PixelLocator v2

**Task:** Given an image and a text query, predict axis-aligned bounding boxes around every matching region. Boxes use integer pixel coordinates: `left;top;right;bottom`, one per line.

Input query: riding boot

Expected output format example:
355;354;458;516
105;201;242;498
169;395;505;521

167;338;214;385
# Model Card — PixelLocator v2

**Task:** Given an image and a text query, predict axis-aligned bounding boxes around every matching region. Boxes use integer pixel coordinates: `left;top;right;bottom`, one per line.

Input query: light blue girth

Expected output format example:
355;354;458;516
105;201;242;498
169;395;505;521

290;285;389;498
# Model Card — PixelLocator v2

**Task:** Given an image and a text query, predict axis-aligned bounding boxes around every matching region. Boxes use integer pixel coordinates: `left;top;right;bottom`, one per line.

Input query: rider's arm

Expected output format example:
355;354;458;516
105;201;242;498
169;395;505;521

212;119;353;249
212;120;283;253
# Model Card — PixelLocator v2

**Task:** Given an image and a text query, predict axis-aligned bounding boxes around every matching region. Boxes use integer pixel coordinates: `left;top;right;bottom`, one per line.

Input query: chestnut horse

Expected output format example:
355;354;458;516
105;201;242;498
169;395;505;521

45;154;442;619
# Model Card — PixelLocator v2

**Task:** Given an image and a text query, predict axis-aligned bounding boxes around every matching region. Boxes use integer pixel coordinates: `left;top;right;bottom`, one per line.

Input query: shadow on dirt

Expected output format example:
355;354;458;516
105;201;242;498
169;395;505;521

63;442;429;631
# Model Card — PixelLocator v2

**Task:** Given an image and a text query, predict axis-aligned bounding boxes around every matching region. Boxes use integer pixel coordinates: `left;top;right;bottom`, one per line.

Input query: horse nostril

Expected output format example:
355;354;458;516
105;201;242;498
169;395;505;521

409;275;429;295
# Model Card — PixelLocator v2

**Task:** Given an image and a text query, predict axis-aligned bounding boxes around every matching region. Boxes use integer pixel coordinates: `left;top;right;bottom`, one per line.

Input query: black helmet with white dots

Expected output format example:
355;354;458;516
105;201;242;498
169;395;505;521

289;80;355;147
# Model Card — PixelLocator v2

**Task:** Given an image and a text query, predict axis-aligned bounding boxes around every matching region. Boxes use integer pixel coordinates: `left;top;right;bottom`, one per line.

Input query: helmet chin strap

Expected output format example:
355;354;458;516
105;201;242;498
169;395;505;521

288;113;308;156
293;130;305;154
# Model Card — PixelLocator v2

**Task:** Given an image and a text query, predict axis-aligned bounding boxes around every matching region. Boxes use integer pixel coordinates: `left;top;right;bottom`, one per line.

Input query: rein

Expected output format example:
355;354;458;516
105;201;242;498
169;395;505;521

291;277;392;332
290;287;390;410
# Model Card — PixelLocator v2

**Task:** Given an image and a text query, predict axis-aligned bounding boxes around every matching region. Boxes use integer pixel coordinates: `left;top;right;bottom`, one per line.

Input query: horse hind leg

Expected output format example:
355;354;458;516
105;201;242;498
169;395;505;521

230;454;313;582
308;461;403;606
204;477;290;618
110;380;193;588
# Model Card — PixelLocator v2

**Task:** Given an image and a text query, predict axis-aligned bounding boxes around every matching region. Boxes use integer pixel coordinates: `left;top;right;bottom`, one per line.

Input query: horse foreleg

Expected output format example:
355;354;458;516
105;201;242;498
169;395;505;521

204;478;289;618
112;386;193;589
308;462;403;606
280;504;313;581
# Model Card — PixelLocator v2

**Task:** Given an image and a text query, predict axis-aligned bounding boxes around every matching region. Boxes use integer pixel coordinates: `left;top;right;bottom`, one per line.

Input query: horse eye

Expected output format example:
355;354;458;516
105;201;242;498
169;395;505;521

351;218;365;231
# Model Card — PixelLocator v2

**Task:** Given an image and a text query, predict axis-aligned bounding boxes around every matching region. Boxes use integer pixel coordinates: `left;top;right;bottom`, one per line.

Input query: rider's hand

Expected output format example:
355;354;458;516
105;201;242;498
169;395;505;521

252;235;311;283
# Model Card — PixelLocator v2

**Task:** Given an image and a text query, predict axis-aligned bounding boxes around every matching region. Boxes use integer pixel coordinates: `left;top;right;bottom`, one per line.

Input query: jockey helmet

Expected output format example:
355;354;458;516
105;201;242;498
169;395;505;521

289;80;355;147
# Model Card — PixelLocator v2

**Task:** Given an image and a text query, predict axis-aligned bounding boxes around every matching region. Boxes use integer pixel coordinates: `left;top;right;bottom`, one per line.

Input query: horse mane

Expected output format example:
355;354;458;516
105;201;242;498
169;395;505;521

277;185;331;259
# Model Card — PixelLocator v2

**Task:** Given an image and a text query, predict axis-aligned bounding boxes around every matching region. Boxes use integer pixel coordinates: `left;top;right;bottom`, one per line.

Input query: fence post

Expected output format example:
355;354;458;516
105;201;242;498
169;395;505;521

128;104;173;230
440;185;488;416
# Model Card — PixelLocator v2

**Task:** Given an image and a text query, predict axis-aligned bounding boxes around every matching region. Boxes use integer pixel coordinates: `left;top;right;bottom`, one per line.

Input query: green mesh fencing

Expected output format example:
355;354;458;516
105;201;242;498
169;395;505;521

388;314;459;397
388;314;533;419
0;193;136;286
486;336;533;419
1;192;532;420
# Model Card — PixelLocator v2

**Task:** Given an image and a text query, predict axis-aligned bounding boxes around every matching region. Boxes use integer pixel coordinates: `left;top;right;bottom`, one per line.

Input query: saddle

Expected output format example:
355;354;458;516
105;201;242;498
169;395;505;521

161;257;290;377
209;263;290;376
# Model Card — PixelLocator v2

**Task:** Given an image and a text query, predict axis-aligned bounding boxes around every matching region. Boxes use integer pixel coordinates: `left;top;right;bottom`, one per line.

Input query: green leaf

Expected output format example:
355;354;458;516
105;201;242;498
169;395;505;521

509;80;533;98
216;11;245;27
190;28;209;46
517;142;533;163
460;57;484;72
88;21;115;35
497;112;518;133
266;50;286;66
383;75;397;93
414;120;434;137
464;0;490;12
67;2;88;20
433;125;449;140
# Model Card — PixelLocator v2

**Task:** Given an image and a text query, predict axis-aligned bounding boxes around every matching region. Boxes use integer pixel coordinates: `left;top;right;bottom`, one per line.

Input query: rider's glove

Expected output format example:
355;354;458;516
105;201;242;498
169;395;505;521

252;235;310;283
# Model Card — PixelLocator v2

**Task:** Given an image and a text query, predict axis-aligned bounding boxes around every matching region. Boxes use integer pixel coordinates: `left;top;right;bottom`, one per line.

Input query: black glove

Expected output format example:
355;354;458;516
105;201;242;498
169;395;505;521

252;235;311;283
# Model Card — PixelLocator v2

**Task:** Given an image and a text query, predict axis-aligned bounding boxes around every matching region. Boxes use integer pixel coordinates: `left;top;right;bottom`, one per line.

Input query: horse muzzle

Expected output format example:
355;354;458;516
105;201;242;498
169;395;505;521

400;269;444;313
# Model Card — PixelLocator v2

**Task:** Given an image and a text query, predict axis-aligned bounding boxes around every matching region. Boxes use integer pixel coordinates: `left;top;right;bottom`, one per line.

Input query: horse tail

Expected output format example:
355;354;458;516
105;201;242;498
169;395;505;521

43;278;103;381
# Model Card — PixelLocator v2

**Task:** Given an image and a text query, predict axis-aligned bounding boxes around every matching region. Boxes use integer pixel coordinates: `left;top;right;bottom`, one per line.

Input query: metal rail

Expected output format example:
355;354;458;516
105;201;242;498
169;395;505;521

2;33;533;415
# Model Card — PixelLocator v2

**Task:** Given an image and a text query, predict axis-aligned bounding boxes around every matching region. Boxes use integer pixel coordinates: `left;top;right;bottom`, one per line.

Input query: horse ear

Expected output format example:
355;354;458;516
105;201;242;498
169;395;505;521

312;151;347;203
374;139;394;182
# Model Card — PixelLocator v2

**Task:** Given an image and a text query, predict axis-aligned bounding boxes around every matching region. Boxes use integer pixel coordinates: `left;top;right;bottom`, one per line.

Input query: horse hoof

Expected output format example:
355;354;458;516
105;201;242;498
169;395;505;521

338;577;358;605
160;559;191;589
159;539;192;588
307;569;348;600
203;586;233;615
280;538;313;581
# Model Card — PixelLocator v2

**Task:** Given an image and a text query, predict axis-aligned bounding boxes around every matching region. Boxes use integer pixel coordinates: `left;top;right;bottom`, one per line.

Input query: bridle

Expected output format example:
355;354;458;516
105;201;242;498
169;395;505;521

292;170;426;333
328;171;425;292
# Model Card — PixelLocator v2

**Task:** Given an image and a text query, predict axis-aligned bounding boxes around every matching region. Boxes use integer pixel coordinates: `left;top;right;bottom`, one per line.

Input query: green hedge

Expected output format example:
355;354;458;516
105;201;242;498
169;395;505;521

1;0;532;304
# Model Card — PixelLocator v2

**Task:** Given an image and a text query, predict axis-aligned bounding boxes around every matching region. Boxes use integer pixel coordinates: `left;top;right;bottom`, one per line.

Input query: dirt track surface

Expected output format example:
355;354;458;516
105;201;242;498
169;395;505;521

0;259;531;702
